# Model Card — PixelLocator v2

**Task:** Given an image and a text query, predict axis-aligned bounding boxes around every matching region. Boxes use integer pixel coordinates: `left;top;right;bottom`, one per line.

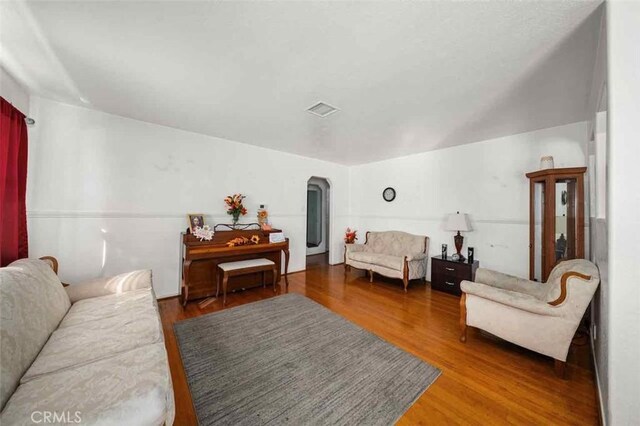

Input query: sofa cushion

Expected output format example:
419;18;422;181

365;231;426;257
1;343;174;426
0;259;70;410
58;287;154;329
349;251;404;271
21;288;162;382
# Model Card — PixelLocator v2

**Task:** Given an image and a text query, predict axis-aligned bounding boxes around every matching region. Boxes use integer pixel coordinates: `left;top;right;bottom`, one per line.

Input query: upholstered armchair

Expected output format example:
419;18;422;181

344;231;429;291
459;259;599;377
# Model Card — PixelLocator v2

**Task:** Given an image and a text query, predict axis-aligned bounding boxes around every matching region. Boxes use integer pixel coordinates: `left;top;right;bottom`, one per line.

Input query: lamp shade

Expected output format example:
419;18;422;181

445;212;472;232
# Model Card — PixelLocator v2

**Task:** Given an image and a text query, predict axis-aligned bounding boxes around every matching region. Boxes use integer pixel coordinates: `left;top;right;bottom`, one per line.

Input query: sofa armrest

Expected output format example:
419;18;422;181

345;244;366;255
461;280;561;317
406;253;427;261
65;269;152;303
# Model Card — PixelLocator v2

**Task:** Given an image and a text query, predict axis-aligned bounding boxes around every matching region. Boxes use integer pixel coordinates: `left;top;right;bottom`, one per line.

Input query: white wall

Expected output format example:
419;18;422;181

26;96;350;297
0;67;30;114
349;122;588;279
606;1;640;424
585;7;609;424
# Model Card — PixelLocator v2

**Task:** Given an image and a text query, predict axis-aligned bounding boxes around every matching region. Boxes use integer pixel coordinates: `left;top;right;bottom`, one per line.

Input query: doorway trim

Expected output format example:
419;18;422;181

305;176;332;262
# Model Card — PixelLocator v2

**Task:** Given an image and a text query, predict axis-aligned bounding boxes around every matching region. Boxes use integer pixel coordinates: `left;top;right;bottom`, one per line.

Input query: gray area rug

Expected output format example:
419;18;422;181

174;293;440;425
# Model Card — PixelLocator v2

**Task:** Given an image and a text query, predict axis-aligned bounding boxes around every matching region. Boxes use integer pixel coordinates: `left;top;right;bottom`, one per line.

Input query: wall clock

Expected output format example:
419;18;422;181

383;187;396;202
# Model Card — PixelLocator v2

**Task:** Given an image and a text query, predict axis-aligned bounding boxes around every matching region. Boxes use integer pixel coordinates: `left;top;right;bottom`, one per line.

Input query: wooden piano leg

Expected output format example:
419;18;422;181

181;286;188;307
182;260;192;307
222;273;229;306
283;248;290;290
272;266;277;292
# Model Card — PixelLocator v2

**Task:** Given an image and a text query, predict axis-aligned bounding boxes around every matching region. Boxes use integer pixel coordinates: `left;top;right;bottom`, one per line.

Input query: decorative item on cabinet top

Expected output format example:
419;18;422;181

540;156;555;170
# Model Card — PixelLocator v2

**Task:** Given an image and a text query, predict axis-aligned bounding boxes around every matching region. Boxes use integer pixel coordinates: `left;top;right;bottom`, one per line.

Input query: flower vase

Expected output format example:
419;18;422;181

232;211;241;226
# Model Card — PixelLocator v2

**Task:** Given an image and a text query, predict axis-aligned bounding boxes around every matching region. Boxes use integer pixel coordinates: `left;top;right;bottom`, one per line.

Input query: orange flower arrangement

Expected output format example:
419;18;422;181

345;228;358;244
224;194;247;224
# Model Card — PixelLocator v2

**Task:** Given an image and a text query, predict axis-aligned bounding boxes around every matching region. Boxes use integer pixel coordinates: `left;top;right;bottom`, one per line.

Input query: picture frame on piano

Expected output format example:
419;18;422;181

187;213;205;234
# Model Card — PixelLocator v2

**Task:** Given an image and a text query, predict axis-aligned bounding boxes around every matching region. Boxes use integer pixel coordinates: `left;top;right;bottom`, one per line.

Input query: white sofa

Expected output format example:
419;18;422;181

345;231;429;291
0;258;175;425
460;259;600;376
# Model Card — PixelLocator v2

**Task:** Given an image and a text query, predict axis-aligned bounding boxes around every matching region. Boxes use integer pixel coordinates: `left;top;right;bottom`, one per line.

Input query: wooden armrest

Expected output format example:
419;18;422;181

38;256;69;286
548;271;592;306
39;256;58;274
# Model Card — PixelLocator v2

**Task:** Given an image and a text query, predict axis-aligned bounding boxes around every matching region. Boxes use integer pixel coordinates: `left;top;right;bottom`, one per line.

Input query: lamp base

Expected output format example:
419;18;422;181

454;231;465;261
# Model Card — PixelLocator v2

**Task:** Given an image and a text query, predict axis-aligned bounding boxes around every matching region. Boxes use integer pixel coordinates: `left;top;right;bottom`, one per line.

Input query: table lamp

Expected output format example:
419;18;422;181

445;212;472;261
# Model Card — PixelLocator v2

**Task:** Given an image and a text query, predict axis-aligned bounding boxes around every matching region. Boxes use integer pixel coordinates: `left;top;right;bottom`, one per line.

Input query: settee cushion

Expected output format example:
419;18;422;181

349;251;404;271
365;231;426;257
0;260;71;410
21;288;163;382
1;343;174;426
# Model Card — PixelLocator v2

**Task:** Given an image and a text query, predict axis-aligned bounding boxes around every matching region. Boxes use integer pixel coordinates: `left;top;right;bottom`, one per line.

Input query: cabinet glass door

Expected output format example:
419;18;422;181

554;178;578;263
533;181;545;282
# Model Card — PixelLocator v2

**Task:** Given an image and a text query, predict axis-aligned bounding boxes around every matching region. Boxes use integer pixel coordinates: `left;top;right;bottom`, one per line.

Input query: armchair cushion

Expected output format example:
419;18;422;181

65;269;152;303
474;268;547;299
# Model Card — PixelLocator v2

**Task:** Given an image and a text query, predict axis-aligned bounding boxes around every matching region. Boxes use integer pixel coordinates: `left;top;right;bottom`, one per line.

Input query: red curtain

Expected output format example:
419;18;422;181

0;96;28;267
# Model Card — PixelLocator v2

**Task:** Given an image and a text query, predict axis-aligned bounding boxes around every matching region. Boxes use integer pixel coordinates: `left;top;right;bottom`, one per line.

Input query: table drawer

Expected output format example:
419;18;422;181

432;259;470;279
430;272;463;296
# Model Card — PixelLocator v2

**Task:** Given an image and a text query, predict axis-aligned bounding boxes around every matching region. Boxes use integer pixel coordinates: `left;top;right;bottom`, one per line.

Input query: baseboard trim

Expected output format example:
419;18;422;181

590;332;607;426
157;294;180;301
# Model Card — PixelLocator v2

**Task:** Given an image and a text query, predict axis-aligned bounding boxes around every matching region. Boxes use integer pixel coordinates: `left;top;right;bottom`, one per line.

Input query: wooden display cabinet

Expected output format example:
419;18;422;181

526;167;586;282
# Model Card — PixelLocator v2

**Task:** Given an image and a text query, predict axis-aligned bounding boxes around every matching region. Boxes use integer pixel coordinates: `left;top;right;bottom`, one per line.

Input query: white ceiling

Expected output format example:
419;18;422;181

1;1;603;165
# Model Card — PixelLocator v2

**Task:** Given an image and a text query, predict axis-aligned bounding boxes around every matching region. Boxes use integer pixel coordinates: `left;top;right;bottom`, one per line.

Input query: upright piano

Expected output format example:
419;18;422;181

181;225;289;305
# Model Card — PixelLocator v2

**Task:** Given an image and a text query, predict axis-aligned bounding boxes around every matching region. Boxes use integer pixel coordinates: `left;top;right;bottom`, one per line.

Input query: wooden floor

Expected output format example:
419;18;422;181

159;263;598;425
306;252;329;268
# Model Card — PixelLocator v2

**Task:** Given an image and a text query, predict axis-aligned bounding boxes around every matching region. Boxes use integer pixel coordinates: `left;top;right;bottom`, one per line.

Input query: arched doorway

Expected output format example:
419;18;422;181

306;177;330;267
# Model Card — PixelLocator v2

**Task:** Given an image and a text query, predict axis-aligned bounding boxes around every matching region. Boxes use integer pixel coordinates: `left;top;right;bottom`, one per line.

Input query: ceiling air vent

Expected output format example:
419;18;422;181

306;102;339;118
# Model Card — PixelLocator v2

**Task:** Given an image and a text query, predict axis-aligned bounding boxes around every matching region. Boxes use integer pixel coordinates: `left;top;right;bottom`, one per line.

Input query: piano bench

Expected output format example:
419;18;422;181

218;258;277;305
